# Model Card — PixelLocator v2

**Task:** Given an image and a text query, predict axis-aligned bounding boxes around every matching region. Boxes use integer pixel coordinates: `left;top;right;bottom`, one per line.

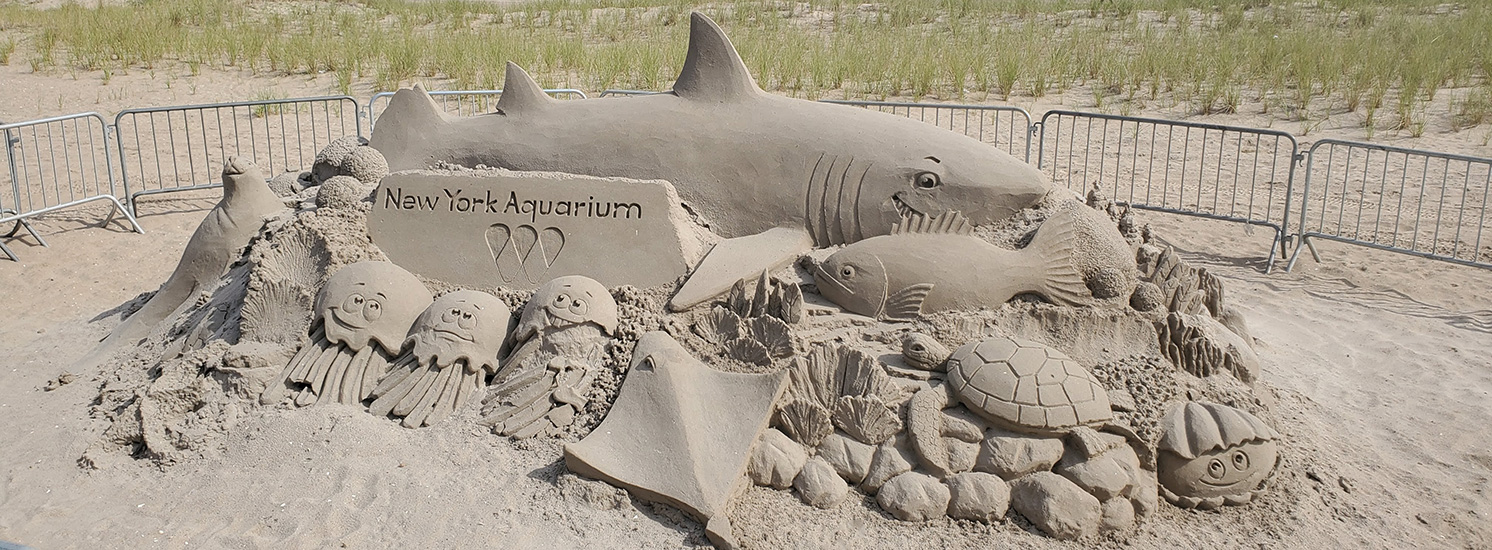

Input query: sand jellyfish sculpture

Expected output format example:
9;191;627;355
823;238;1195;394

370;290;515;428
1156;401;1280;509
481;275;618;437
263;261;432;407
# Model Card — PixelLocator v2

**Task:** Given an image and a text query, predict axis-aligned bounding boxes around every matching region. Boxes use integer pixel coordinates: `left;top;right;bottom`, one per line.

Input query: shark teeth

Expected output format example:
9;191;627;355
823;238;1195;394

892;195;920;220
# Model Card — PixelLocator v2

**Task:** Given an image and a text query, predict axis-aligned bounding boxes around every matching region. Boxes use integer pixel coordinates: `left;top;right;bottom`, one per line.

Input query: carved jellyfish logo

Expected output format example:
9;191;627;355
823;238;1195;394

263;261;431;408
370;290;515;428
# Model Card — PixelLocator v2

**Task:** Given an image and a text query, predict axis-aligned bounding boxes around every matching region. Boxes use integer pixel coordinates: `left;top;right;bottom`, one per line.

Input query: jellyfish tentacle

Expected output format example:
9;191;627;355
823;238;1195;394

369;356;424;417
392;363;440;417
372;354;418;398
403;364;455;428
262;335;321;405
451;366;482;416
316;345;355;405
288;336;332;384
295;387;317;407
358;349;394;402
340;346;375;404
299;342;340;396
425;363;469;427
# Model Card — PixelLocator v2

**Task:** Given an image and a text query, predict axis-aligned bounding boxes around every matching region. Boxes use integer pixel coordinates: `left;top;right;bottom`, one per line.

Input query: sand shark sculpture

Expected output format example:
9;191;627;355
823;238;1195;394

371;12;1053;310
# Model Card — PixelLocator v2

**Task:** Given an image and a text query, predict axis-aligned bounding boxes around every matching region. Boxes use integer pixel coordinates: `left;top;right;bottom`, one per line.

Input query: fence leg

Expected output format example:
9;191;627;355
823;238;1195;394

0;237;16;261
1265;228;1282;274
104;197;145;235
1284;235;1322;272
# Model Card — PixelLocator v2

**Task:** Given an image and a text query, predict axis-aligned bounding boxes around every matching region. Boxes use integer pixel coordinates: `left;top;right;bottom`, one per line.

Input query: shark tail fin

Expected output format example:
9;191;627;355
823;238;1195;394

369;83;450;172
1024;209;1093;306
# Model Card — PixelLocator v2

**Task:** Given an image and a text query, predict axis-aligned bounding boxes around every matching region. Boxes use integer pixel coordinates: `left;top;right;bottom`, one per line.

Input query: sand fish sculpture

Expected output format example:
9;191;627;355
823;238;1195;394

480;275;618;437
261;262;432;407
79;157;284;368
813;210;1091;321
369;290;514;428
901;333;1114;477
1156;401;1279;509
370;12;1053;311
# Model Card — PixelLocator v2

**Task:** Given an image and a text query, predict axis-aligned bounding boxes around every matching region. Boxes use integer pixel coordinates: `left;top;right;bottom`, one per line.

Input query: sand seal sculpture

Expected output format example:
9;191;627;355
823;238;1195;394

370;12;1053;310
368;169;713;289
1156;401;1279;509
813;210;1092;321
369;290;514;428
261;261;432;407
565;331;789;549
480;275;617;437
80;157;284;367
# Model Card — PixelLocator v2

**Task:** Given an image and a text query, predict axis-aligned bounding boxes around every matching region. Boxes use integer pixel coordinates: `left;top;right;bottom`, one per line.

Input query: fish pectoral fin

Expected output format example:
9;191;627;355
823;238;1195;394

668;227;814;312
882;283;933;321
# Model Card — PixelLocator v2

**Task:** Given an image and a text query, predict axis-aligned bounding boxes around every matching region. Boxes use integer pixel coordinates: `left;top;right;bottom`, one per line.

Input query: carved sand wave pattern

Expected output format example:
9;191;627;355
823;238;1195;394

485;224;565;285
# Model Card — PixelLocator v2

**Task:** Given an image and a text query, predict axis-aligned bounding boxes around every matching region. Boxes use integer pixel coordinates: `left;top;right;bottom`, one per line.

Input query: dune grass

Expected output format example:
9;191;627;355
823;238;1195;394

0;0;1488;133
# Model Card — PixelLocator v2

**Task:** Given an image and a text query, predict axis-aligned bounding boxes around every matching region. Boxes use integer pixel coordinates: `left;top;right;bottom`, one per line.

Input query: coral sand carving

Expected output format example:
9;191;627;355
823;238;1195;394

77;10;1295;549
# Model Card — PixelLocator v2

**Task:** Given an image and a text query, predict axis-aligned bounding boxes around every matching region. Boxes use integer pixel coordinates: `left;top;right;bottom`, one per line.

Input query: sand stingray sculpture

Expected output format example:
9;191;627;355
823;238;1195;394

370;12;1054;311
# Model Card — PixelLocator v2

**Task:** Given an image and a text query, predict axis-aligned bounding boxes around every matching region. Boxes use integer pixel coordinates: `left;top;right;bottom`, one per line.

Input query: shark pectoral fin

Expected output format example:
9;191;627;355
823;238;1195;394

882;283;933;321
667;227;814;312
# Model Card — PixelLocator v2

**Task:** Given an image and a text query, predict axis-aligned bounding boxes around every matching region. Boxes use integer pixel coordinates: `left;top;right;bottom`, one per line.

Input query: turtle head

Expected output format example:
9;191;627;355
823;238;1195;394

901;333;950;372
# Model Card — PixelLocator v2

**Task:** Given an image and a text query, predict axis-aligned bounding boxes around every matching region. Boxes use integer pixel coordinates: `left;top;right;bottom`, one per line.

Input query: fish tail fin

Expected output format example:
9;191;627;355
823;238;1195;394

1024;210;1092;306
369;83;450;172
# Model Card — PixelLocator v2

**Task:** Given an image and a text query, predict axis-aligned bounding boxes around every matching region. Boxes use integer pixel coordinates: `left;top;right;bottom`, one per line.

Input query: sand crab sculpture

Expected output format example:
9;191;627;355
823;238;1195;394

480;275;618;437
369;290;514;428
1156;401;1279;509
262;261;432;407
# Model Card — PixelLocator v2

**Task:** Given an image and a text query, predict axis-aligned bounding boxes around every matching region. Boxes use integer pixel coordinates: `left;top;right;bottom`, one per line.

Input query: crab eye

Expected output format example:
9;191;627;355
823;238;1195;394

840;265;856;278
1232;451;1249;471
363;299;383;322
342;293;365;312
1208;459;1225;479
914;172;941;189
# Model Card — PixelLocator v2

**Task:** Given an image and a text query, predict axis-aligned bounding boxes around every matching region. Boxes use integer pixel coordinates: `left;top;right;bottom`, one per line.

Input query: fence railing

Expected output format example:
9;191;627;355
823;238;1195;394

1036;110;1299;272
822;100;1035;163
1288;139;1491;271
113;96;362;214
366;89;588;128
1;113;142;261
6;91;1492;274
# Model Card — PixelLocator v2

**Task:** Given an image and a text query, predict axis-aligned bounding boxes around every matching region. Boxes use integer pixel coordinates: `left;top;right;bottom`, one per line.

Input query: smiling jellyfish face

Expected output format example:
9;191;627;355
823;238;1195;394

1156;401;1281;507
517;275;618;339
316;261;432;353
409;290;514;372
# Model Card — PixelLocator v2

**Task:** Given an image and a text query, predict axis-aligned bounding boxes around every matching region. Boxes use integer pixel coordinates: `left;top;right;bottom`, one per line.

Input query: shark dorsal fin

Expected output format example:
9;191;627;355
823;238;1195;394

671;12;760;101
892;211;974;236
497;62;555;115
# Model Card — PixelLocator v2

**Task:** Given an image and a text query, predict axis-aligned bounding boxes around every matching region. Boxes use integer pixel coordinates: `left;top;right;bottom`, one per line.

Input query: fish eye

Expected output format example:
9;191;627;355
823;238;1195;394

914;172;941;189
363;299;383;322
342;293;365;312
1207;458;1225;479
1232;451;1249;470
839;265;856;278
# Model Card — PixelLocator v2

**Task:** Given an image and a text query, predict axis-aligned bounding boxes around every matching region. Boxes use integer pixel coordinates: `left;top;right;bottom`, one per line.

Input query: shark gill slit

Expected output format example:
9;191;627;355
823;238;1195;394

849;162;870;242
831;157;852;246
823;156;851;246
805;153;828;246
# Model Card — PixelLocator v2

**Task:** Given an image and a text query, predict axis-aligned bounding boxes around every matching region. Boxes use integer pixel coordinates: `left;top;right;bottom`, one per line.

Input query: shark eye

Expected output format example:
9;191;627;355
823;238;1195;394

839;265;856;278
914;172;941;189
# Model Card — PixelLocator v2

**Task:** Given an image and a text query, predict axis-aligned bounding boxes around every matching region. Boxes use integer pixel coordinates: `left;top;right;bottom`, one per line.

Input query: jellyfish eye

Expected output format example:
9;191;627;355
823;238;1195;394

554;293;570;306
442;308;458;323
1208;458;1225;479
363;299;383;322
569;298;589;316
457;311;476;329
341;293;366;312
1232;451;1250;471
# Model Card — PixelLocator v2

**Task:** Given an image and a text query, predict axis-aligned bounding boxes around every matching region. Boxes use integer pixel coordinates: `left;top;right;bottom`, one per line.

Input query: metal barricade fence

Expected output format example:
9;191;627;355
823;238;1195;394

1;113;142;261
113;96;363;214
597;89;661;97
821;100;1034;163
1287;140;1492;271
366;89;588;128
1036;110;1299;272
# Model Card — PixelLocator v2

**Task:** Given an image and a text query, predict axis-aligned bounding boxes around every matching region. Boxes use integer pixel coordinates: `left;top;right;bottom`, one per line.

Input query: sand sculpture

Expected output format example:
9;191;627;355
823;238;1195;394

369;290;515;428
370;13;1054;311
812;210;1094;321
565;331;789;549
480;275;617;437
368;169;713;289
261;261;432;406
1156;401;1279;509
74;10;1296;547
79;158;284;368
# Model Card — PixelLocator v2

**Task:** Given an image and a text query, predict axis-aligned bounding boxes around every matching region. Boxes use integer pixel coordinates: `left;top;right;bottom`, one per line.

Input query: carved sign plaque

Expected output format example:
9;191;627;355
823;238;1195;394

369;169;710;290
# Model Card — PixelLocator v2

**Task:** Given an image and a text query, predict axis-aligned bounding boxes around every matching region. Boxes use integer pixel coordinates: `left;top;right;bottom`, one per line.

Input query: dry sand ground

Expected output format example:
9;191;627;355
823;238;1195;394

1;64;1491;549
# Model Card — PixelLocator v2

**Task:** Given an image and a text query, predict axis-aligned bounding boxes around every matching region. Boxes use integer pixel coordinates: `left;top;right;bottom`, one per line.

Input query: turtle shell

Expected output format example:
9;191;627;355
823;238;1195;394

945;336;1111;434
